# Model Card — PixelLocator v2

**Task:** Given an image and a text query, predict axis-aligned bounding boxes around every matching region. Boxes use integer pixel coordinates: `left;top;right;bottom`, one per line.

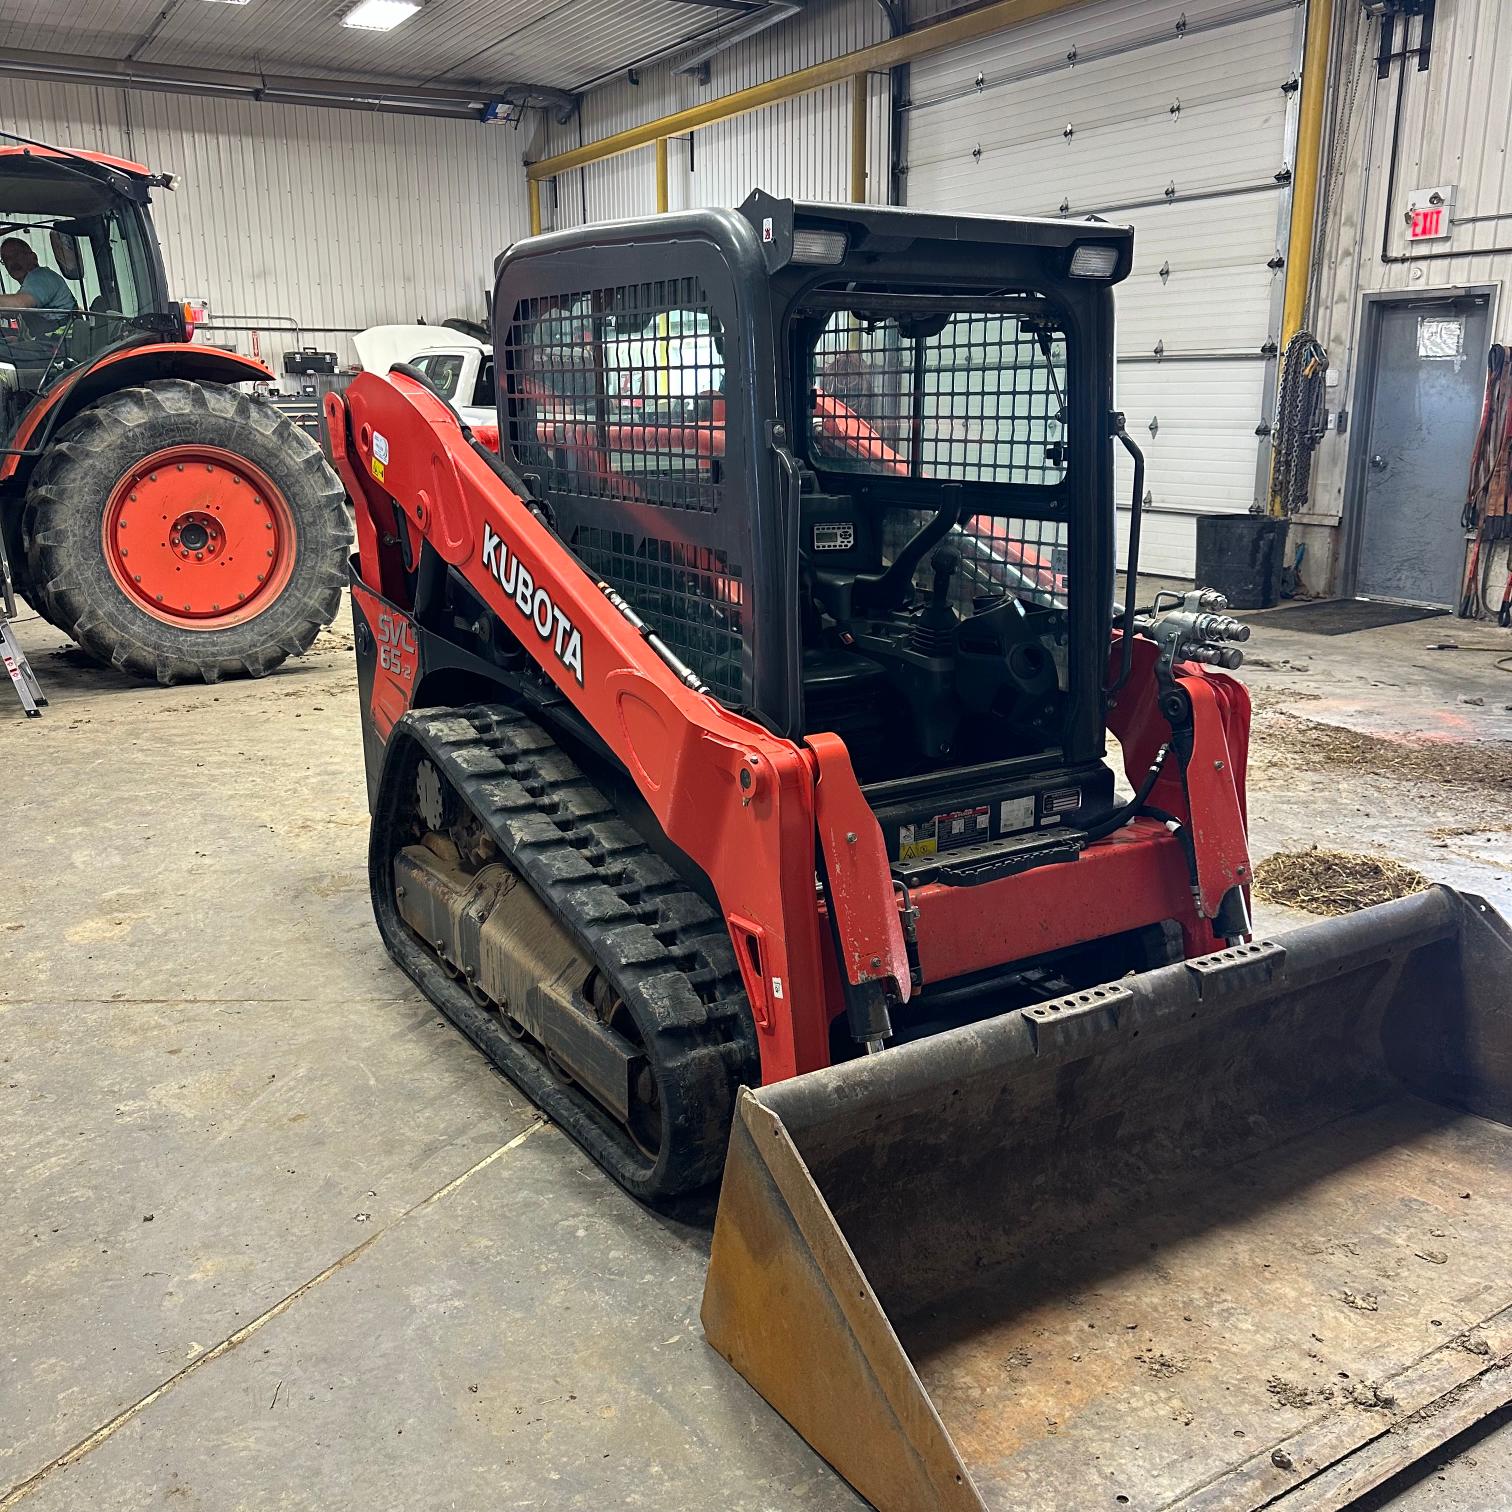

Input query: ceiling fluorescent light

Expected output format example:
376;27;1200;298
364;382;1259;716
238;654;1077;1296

341;0;421;31
201;0;252;6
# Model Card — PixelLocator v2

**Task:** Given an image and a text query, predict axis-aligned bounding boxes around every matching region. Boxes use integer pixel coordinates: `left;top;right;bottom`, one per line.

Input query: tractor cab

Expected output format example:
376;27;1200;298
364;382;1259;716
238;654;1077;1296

0;147;178;445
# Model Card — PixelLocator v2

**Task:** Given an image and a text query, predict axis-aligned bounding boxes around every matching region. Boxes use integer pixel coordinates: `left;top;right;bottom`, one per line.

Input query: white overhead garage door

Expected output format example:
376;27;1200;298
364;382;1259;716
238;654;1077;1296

903;0;1304;575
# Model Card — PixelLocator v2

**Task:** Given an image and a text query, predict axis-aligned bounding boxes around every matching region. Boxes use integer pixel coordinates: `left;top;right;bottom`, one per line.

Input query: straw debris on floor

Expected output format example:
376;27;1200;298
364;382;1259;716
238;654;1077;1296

1252;848;1430;917
1255;713;1512;790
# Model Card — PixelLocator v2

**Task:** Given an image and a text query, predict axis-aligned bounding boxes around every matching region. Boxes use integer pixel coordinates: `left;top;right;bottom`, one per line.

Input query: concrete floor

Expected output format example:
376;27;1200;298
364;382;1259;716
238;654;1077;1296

4;596;1512;1511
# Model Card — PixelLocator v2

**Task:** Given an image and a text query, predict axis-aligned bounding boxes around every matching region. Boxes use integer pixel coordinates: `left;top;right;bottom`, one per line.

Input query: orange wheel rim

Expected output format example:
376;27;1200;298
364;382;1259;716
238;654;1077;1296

102;445;297;629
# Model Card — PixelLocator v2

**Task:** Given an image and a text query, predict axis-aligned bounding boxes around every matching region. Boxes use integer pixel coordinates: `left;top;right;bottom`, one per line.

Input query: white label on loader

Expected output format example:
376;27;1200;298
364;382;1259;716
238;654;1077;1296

1000;796;1035;834
771;976;784;1000
372;431;390;465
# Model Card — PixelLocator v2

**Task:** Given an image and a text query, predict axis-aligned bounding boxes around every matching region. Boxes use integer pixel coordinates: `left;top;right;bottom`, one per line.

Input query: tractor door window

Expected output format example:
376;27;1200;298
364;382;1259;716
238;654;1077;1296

104;211;146;316
806;304;1068;487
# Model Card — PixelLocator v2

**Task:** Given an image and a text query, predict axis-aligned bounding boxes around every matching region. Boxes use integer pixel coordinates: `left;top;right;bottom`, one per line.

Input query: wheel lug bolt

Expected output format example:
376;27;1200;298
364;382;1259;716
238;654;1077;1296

176;463;184;472
195;552;204;560
149;472;157;482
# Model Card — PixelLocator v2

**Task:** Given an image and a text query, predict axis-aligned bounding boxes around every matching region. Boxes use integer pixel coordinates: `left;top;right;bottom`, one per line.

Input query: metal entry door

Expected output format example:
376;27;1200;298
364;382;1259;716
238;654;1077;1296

1354;296;1487;608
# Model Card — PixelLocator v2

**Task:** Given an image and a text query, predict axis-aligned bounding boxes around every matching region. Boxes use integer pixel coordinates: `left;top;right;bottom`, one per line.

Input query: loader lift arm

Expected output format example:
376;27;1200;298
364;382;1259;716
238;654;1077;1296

328;369;911;1087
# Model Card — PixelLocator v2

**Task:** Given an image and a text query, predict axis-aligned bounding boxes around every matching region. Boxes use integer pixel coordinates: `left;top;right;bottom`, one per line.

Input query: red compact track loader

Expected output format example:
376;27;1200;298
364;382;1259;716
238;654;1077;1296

0;135;347;684
328;194;1512;1511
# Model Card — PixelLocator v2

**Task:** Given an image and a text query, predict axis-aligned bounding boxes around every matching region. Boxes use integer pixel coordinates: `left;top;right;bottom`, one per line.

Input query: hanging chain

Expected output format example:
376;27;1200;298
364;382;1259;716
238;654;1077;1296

1270;331;1329;516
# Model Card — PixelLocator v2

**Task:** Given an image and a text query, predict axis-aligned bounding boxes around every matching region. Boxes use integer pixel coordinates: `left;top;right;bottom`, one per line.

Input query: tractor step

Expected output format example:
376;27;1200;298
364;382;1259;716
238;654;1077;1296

368;703;757;1201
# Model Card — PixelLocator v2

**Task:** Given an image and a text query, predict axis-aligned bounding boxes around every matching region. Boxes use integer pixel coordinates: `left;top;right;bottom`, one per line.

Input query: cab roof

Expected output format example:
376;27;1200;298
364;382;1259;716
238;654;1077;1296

0;146;152;178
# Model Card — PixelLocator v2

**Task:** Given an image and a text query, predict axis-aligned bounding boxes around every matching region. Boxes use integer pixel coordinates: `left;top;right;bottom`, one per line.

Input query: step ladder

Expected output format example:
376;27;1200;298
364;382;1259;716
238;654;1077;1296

0;534;44;717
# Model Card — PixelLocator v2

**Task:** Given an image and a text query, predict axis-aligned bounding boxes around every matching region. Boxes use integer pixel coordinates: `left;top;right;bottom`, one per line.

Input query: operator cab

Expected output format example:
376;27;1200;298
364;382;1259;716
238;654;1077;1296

495;193;1131;884
0;146;175;444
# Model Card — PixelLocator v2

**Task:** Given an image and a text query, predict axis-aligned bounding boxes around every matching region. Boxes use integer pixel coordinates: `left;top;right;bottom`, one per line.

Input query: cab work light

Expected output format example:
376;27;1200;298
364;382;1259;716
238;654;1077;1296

1069;243;1120;279
791;229;848;265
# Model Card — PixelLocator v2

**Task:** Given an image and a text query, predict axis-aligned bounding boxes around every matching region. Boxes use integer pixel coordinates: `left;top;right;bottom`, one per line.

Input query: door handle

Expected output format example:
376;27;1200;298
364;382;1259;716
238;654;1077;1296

1370;454;1388;471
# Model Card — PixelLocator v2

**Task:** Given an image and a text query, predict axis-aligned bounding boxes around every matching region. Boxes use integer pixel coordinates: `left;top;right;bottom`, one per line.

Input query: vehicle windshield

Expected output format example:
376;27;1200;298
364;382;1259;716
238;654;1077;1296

0;172;162;401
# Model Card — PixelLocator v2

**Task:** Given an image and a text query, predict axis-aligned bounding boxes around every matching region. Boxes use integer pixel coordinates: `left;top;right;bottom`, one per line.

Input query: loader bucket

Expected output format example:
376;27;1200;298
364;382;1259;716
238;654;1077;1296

702;887;1512;1512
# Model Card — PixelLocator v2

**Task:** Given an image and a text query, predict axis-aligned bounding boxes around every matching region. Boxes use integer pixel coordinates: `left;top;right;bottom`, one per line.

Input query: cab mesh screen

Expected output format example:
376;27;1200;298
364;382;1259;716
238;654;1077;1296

808;310;1068;487
574;528;744;704
501;275;745;702
503;278;726;515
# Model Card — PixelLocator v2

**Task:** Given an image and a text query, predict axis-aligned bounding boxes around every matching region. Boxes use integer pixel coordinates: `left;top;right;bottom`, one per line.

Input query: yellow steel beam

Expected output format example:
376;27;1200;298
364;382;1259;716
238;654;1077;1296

526;0;1094;182
1270;0;1334;515
1281;0;1333;345
655;136;670;212
528;175;542;236
850;73;868;202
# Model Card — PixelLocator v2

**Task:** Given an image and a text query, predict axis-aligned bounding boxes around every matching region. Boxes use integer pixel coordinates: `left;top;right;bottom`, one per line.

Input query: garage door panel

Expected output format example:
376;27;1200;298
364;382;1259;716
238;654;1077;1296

912;0;1297;109
906;8;1294;175
1115;360;1267;514
1114;507;1202;577
1117;269;1274;352
1119;191;1283;276
910;94;1288;214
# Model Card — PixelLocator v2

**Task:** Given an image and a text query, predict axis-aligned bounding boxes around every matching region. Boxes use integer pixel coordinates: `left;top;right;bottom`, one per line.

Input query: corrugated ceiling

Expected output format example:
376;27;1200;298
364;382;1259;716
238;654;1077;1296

0;0;738;94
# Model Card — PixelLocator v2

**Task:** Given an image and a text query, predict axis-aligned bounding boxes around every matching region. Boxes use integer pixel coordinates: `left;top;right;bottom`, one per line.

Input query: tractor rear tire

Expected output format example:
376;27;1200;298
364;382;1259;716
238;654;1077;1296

22;379;348;685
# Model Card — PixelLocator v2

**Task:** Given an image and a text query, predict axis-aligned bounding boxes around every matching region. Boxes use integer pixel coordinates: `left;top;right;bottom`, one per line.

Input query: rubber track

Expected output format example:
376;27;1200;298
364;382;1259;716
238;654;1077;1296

372;703;758;1201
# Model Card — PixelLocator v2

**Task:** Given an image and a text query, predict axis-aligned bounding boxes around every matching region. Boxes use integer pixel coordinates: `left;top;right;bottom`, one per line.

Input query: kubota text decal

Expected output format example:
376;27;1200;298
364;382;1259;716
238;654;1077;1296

480;524;585;685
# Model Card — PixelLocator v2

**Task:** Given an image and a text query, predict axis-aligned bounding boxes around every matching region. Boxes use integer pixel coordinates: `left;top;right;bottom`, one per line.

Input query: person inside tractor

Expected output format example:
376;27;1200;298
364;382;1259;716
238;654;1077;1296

0;237;77;314
0;171;161;427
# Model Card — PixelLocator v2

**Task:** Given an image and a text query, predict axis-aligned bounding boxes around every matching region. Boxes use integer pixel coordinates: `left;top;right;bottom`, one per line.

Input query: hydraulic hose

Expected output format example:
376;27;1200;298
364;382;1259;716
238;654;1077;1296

1078;741;1171;844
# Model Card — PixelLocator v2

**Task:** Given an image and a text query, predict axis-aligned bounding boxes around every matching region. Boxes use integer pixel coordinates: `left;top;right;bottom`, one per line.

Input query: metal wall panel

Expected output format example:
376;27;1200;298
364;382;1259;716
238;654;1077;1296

542;0;892;227
904;0;1302;575
1308;0;1512;588
1;86;531;376
3;77;128;152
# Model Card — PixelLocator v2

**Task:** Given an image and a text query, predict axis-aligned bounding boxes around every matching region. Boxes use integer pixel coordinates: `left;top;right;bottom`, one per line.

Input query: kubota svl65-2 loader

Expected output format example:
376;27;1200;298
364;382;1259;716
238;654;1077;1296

0;135;347;684
327;194;1512;1512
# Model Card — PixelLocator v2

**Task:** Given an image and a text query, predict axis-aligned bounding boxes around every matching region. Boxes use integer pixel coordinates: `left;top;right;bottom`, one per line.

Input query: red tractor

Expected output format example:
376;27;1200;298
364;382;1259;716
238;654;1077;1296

0;137;347;684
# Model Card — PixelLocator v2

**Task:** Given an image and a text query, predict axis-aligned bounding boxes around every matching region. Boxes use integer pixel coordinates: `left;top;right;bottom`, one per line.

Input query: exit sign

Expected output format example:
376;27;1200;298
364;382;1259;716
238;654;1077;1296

1406;185;1455;241
1410;205;1447;240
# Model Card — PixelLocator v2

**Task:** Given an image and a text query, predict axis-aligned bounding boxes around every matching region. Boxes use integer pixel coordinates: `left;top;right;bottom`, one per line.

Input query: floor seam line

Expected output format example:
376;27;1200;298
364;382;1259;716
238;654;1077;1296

0;1115;550;1508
